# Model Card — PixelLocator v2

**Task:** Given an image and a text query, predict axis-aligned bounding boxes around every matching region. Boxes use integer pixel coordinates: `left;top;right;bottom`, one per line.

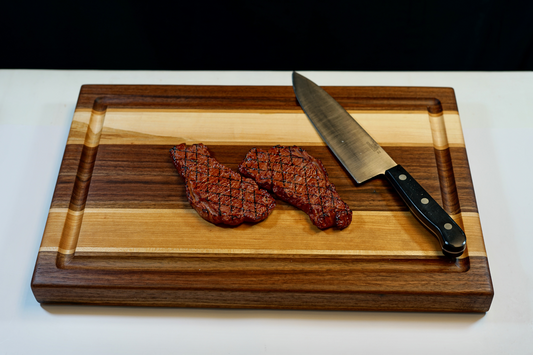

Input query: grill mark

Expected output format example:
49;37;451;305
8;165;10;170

239;145;352;229
277;146;286;188
170;143;275;226
304;165;311;205
253;189;257;219
267;148;273;186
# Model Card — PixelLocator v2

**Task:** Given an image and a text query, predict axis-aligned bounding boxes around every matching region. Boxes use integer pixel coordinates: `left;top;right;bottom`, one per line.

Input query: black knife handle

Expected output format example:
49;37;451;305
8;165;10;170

384;165;466;258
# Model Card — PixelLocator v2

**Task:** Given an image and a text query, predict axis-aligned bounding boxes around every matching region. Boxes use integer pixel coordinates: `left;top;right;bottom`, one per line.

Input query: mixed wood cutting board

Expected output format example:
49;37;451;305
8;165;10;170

31;84;494;312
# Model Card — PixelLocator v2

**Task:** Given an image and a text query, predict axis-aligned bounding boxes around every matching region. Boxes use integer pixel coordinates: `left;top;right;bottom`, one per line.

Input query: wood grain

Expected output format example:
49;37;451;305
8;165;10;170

39;209;485;257
31;84;493;312
66;110;465;147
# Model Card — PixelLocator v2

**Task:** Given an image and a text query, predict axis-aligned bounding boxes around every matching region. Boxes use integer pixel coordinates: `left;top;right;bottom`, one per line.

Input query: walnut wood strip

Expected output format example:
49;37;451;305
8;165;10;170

434;148;461;215
68;146;99;212
33;251;491;294
449;147;479;213
83;94;448;114
57;253;472;273
44;250;474;275
74;85;459;112
31;285;492;312
48;144;478;214
31;252;492;312
50;144;82;209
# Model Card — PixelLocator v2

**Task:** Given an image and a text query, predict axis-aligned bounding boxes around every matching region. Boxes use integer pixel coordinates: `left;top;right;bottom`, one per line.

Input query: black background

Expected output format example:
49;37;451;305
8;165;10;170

2;0;532;70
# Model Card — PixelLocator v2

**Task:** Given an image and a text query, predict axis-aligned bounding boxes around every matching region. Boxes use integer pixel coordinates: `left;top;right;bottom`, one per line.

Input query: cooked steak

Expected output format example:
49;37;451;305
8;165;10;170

170;143;276;226
238;146;352;229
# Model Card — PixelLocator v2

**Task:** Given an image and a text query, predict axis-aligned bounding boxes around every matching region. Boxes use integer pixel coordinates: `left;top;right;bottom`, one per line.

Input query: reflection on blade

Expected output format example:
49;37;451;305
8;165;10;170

292;72;397;183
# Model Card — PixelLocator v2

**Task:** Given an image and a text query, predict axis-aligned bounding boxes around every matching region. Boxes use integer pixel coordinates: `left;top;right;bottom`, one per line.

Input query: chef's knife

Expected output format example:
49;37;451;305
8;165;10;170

292;72;466;257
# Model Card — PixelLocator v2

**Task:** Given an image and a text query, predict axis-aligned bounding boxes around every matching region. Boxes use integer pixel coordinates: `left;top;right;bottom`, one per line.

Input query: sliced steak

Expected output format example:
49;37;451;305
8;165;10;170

170;143;276;226
238;146;352;229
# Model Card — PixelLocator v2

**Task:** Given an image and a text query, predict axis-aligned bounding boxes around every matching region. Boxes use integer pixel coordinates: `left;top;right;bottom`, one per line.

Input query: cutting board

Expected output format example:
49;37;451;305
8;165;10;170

31;84;493;312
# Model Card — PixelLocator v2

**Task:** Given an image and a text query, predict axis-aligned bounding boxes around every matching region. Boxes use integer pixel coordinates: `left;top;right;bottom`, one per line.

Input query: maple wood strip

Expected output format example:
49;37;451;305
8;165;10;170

57;209;83;255
39;209;78;255
40;209;485;257
429;113;450;150
67;110;466;147
459;213;487;257
39;210;67;250
73;209;446;255
84;111;105;147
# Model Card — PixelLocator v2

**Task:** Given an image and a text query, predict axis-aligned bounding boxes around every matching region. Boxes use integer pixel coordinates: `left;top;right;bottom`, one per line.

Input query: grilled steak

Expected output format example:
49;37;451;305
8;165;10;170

238;146;352;229
170;143;276;226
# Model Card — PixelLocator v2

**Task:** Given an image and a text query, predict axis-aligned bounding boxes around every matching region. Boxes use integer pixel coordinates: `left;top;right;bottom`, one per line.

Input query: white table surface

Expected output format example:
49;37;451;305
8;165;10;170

1;70;532;354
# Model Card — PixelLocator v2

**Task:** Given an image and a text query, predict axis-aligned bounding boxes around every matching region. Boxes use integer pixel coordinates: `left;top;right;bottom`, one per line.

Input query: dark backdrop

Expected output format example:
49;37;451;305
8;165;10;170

2;0;532;70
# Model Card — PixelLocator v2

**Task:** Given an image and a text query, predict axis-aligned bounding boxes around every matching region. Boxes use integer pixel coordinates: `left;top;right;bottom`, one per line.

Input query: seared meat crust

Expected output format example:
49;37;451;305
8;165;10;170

170;143;276;226
238;146;352;229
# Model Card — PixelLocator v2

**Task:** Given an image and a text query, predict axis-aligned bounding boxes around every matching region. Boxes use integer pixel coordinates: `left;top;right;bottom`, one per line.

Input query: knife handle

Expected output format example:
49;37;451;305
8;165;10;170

384;165;466;258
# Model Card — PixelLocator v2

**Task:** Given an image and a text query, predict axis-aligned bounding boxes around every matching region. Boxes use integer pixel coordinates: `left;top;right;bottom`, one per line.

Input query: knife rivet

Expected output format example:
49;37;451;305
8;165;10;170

444;223;453;230
421;198;429;204
399;174;407;181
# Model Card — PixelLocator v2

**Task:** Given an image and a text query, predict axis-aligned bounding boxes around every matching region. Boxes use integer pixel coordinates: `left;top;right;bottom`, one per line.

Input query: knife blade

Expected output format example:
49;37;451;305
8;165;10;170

292;72;466;257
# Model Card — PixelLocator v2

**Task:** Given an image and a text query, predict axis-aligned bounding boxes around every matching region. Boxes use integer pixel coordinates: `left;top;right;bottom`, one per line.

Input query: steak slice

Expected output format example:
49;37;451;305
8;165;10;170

238;146;352;229
170;143;276;226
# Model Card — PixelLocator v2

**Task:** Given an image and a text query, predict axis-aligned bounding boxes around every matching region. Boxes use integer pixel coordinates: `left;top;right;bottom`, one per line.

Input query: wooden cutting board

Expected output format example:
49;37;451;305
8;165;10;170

31;84;493;312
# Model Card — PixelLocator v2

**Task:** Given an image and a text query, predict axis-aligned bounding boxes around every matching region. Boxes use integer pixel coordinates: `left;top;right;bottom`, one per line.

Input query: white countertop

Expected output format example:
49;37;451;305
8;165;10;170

1;70;532;354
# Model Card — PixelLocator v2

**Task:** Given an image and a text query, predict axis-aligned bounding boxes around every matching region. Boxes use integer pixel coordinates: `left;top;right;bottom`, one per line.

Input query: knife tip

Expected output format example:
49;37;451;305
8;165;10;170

292;71;302;86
